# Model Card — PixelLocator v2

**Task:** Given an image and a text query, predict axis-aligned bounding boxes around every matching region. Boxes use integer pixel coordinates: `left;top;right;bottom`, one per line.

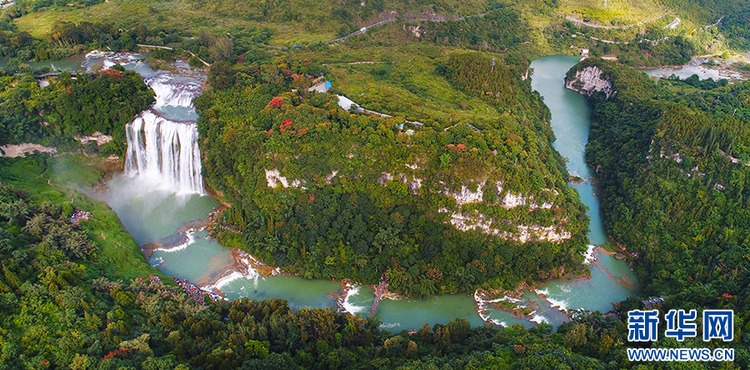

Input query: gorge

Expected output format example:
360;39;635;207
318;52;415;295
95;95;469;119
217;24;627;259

82;52;638;331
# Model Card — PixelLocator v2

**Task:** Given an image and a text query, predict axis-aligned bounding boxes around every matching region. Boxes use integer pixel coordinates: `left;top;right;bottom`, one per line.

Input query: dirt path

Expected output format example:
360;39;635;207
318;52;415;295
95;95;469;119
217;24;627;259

137;44;210;67
563;13;665;30
39;158;75;204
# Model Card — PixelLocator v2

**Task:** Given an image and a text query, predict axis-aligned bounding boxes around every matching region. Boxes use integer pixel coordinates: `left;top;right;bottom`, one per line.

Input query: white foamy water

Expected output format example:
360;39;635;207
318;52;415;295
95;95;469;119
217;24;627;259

203;249;264;291
545;297;569;311
582;244;597;265
150;77;202;109
160;230;196;252
209;271;248;290
125;110;204;194
342;285;366;315
380;322;401;329
234;250;262;278
530;313;548;324
477;307;504;327
85;50;114;59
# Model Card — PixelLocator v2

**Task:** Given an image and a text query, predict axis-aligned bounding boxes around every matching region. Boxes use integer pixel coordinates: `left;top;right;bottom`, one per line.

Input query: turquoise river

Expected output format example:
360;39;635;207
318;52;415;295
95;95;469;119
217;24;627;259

95;54;639;332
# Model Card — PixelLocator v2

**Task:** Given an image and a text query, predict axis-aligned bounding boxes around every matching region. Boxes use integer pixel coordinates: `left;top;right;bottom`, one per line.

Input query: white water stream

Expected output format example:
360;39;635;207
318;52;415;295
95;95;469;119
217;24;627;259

76;51;639;332
125;110;204;194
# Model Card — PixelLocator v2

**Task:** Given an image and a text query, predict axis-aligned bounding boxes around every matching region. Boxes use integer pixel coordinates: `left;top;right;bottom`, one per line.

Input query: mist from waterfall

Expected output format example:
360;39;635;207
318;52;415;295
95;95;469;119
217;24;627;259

88;52;208;195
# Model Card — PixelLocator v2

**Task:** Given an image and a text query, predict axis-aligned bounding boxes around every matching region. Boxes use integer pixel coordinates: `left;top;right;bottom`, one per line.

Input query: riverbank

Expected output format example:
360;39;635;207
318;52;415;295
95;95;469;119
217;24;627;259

0;155;173;283
32;50;640;331
639;54;750;81
146;54;640;330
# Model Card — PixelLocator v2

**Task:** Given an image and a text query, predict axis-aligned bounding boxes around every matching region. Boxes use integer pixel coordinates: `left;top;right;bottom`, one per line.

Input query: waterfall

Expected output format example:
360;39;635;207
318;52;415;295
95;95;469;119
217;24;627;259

150;79;202;109
92;52;209;196
125;110;204;194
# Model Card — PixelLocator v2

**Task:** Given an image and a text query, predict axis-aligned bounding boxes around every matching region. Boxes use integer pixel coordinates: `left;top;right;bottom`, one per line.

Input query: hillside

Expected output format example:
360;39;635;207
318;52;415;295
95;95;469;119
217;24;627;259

3;0;748;65
568;57;750;357
196;51;590;297
1;0;750;368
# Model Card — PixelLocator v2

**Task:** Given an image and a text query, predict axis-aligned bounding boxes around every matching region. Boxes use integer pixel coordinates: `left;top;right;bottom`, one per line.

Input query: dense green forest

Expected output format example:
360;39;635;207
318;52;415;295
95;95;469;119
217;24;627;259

567;57;750;367
0;21;272;66
0;155;659;370
2;0;750;368
2;0;749;68
196;52;589;297
0;66;153;155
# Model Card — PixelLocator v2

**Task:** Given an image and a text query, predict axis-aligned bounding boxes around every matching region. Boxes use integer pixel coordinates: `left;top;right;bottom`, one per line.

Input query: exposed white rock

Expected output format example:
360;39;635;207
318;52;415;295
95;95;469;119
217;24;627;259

439;208;570;243
720;150;750;167
326;170;339;184
502;192;528;208
407;178;422;193
265;169;289;188
0;143;57;157
660;148;683;163
397;173;422;193
510;225;571;243
566;66;616;99
440;208;496;234
447;181;486;205
496;182;554;210
265;169;304;189
537;202;554;209
377;172;393;184
76;131;113;146
408;25;422;38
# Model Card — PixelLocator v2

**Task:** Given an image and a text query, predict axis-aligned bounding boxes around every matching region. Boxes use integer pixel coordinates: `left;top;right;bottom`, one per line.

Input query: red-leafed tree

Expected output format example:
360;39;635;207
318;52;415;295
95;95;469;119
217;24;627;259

268;97;284;108
280;119;293;132
98;69;123;79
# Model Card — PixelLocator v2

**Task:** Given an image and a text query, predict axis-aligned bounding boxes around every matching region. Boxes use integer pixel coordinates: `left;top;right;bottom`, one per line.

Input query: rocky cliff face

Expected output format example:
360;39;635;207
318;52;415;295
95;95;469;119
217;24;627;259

566;66;615;99
263;168;570;243
0;143;57;157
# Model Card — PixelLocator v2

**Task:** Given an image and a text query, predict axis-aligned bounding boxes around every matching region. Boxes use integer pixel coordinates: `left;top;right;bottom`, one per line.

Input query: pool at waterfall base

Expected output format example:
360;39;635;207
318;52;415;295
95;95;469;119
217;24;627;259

88;52;639;332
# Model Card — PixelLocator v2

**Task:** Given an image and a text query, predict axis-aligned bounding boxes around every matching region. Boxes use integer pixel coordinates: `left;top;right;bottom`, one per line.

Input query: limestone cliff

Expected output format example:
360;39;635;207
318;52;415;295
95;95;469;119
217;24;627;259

565;66;615;99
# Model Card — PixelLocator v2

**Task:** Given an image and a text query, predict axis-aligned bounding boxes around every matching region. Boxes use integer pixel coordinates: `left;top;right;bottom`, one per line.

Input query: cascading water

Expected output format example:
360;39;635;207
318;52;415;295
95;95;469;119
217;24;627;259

87;51;638;331
125;110;204;194
85;51;207;195
150;79;203;110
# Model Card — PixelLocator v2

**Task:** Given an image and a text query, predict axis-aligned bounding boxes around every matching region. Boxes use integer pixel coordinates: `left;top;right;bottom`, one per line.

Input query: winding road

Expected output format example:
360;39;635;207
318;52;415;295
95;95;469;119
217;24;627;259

563;14;665;30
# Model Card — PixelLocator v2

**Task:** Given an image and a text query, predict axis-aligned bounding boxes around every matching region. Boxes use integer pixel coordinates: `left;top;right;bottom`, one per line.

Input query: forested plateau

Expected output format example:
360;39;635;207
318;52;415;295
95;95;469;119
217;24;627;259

196;52;590;297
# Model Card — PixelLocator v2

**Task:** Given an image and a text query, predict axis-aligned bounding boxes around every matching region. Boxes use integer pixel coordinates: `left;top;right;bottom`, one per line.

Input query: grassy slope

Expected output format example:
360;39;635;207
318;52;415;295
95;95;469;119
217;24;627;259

15;0;489;45
0;154;173;284
15;0;678;45
320;47;502;123
294;19;546;123
560;0;668;25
